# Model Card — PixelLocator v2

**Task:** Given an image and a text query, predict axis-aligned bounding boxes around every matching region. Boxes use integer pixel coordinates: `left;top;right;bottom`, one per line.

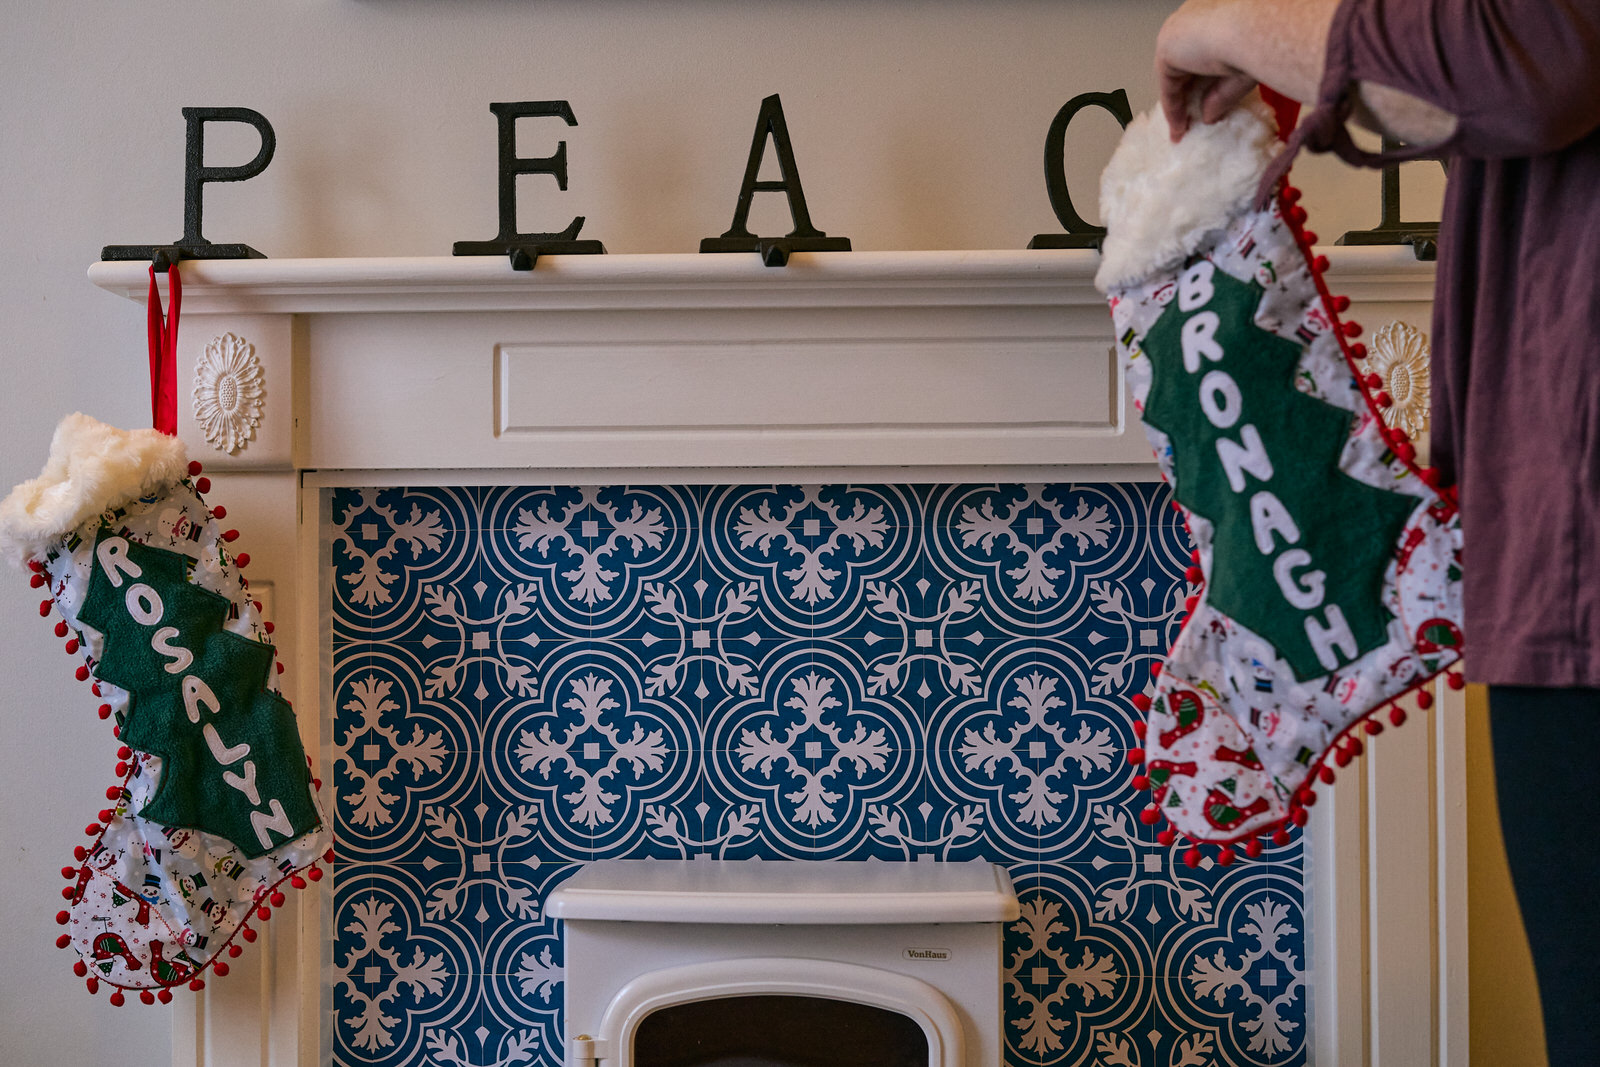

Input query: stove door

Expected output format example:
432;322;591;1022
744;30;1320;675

634;994;929;1067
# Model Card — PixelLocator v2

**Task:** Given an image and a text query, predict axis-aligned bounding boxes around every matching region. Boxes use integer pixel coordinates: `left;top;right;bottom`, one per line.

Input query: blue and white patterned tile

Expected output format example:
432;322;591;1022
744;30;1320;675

330;488;479;642
1071;813;1227;944
332;658;480;865
644;775;783;860
926;483;1153;638
1154;868;1309;1065
1087;1000;1236;1067
1003;864;1152;1066
479;485;700;638
703;644;921;860
482;645;698;861
701;484;920;636
927;645;1140;862
332;863;481;1067
471;862;573;1067
330;483;1306;1067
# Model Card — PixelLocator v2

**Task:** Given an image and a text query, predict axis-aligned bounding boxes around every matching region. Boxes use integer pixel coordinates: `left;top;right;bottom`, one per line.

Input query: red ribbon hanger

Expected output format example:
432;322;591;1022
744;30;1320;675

147;263;181;436
1259;85;1302;143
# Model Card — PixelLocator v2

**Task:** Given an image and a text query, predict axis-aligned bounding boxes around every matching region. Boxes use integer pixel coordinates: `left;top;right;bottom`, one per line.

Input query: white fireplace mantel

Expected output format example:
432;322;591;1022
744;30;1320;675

88;247;1460;1067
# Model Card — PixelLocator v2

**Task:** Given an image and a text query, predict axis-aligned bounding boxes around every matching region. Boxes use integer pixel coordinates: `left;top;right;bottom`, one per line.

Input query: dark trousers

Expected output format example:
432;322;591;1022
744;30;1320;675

1489;685;1600;1065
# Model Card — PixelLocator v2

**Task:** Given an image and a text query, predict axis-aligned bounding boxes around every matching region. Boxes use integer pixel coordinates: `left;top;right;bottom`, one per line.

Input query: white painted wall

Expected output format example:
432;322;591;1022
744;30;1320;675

0;3;1437;1063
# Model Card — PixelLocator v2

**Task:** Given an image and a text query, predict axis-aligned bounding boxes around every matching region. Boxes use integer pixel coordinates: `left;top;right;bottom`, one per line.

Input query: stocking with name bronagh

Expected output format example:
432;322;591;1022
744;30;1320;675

1093;95;1463;863
1;414;330;1004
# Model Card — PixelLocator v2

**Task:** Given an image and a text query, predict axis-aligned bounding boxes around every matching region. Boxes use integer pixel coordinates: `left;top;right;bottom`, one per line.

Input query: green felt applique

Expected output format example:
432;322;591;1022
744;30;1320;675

1140;260;1415;680
77;529;319;857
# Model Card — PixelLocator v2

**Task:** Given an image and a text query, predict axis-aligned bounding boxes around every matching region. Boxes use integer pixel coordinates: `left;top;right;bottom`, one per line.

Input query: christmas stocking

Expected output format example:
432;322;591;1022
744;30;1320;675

1;414;330;1005
1094;97;1463;862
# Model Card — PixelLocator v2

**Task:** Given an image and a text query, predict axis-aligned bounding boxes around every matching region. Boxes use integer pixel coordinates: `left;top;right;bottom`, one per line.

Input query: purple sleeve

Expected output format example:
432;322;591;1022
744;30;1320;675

1332;0;1600;157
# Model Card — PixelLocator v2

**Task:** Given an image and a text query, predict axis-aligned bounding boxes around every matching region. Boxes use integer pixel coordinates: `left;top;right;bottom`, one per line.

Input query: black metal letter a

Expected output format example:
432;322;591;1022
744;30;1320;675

700;94;850;266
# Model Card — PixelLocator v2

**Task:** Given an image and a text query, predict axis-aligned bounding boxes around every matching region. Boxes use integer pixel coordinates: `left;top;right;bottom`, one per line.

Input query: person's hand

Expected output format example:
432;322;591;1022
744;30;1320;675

1155;0;1259;142
1155;0;1342;142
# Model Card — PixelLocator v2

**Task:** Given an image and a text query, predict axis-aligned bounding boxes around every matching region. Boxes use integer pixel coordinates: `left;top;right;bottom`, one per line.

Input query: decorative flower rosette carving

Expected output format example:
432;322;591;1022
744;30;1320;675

192;332;265;455
1363;320;1432;441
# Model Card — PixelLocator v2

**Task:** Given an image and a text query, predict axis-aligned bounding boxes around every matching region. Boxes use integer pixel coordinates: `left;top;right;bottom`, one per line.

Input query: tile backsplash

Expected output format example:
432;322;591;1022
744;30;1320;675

329;484;1305;1067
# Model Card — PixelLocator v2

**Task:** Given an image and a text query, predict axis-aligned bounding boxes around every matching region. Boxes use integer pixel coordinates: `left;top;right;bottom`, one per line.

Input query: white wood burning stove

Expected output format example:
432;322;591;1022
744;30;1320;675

548;860;1019;1067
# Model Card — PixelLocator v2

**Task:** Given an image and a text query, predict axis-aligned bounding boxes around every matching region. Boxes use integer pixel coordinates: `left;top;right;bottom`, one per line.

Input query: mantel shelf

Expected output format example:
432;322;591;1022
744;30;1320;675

87;247;1434;315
